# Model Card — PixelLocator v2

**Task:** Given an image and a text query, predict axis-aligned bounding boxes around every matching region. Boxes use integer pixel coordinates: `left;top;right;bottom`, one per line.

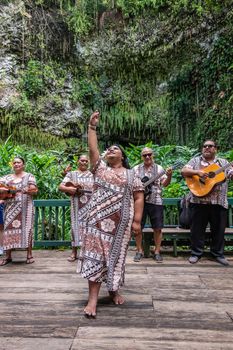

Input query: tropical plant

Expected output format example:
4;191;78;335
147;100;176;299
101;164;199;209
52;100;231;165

1;139;232;199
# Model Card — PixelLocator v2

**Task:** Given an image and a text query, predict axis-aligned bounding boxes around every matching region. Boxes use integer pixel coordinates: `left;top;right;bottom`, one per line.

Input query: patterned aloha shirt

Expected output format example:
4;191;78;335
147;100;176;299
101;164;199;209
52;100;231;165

134;163;167;205
184;155;233;209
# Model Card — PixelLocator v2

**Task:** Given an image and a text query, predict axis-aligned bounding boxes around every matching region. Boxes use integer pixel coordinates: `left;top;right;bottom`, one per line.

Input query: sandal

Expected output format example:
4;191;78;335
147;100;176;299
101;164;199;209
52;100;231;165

26;257;35;264
67;256;77;262
0;258;12;266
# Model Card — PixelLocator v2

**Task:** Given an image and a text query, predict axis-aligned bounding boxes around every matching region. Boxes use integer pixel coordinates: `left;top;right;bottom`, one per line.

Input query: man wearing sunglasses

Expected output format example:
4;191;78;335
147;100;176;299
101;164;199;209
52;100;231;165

133;147;172;262
182;140;233;266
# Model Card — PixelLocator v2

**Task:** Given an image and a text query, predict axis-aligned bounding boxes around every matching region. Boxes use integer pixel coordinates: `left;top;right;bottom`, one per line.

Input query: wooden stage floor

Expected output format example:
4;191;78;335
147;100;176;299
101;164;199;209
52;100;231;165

0;249;233;350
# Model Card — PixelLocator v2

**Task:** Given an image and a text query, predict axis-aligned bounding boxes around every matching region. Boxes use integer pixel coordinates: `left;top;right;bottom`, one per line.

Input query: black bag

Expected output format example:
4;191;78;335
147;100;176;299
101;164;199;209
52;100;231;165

179;195;191;229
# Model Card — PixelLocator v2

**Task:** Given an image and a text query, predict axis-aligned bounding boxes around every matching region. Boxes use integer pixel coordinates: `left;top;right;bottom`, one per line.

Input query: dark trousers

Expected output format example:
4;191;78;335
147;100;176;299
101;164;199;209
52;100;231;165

190;203;227;258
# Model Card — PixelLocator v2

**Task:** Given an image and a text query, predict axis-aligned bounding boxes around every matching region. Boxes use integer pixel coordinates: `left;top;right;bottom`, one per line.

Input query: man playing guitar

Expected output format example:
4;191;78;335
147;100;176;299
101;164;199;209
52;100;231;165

133;147;172;262
182;140;233;266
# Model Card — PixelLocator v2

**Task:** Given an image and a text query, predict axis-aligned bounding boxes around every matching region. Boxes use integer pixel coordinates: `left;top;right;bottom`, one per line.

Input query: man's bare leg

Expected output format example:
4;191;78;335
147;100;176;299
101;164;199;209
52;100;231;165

153;229;163;262
134;231;143;253
154;229;162;253
133;231;144;262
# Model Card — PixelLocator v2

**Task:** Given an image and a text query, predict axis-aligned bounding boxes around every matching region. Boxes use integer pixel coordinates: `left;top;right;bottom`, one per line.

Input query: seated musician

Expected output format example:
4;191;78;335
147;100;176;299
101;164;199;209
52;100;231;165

181;140;233;266
133;147;172;262
58;155;93;262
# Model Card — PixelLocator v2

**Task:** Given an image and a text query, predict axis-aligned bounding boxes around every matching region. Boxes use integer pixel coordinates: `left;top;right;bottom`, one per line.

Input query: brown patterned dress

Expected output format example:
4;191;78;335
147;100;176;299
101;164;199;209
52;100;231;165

61;170;93;246
0;173;37;250
77;160;144;291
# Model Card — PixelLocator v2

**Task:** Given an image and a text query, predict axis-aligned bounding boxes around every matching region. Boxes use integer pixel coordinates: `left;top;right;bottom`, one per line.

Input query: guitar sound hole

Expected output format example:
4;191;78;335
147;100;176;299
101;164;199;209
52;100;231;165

141;176;149;183
208;172;215;178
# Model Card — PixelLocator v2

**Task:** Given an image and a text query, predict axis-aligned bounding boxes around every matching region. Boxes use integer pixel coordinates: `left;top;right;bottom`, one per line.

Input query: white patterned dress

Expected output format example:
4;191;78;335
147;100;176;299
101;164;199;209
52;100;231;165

61;170;93;246
0;173;37;250
77;160;144;291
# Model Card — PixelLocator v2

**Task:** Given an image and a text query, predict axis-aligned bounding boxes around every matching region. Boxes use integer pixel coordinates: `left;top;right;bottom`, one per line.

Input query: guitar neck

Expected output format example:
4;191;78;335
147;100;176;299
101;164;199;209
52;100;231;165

142;161;183;188
215;161;233;175
143;169;165;187
79;189;92;194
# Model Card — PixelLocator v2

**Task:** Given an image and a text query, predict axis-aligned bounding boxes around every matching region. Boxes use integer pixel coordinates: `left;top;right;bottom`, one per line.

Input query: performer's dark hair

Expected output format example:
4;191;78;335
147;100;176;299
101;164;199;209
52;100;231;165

112;144;131;169
14;156;25;164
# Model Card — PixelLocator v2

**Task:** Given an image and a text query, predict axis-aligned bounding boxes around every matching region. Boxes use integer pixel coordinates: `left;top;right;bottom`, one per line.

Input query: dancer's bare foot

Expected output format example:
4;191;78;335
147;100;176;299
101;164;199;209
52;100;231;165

109;291;125;305
67;255;77;262
84;300;97;318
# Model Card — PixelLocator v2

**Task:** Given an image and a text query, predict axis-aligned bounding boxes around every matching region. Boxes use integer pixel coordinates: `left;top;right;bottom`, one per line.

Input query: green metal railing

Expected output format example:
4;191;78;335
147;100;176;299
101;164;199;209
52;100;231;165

34;199;71;247
33;198;233;247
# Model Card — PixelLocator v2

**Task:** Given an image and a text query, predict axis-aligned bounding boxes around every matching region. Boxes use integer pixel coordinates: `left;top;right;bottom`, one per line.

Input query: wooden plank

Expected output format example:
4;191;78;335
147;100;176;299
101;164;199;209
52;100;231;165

76;326;233;342
72;327;233;349
72;339;233;350
151;288;233;304
0;338;73;350
1;250;233;347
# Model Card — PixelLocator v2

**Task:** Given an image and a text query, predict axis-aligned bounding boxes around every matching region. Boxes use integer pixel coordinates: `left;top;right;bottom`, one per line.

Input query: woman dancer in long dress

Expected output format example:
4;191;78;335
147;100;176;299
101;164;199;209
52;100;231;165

77;111;144;317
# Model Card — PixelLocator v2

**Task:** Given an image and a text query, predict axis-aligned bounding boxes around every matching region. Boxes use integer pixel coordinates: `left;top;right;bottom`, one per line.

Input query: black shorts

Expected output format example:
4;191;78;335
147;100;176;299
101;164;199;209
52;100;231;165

141;203;164;229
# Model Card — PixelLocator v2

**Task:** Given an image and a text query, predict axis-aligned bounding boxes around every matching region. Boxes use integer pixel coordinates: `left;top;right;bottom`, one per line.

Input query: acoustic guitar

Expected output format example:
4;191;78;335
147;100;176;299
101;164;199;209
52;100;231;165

141;160;184;198
185;161;233;197
64;181;92;197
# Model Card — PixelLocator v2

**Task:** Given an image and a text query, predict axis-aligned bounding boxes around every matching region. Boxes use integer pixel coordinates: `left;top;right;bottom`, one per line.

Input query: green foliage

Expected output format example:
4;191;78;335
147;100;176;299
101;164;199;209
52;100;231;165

0;138;76;199
12;93;33;117
2;0;233;150
125;142;199;197
34;0;232;33
137;0;230;17
71;78;100;106
0;139;232;198
26;152;62;199
19;59;67;98
166;32;233;150
66;3;92;36
125;142;198;167
20;60;44;98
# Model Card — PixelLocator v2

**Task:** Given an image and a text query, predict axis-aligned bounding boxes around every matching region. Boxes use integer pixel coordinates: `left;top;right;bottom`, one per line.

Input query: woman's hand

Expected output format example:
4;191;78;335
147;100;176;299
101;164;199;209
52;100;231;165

89;111;100;126
165;167;173;177
23;186;38;195
65;186;78;196
62;164;72;176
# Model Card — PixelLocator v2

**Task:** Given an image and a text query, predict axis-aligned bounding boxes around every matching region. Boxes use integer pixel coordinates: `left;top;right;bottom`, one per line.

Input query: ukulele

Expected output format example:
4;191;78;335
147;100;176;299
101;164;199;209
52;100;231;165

0;184;37;199
141;160;184;198
185;161;233;197
64;181;92;197
0;184;18;200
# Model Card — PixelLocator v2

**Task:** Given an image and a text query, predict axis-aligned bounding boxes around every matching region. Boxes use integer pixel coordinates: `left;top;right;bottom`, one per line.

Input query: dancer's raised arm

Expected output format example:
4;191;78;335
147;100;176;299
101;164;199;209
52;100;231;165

88;111;100;167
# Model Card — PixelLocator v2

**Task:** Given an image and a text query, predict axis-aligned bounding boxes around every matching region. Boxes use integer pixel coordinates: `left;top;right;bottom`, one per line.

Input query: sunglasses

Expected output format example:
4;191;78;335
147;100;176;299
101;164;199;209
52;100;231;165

142;153;153;157
203;144;215;148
